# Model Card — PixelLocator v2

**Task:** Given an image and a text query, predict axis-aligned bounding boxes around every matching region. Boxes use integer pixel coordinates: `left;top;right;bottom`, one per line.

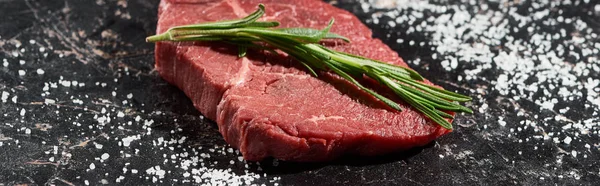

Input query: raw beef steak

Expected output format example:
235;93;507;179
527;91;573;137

154;0;452;161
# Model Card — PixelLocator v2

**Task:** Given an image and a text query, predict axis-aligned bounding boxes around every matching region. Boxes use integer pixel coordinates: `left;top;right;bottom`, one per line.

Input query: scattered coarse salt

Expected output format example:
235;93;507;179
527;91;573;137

360;0;600;169
36;69;45;75
116;176;125;183
498;117;506;127
89;163;96;170
72;99;83;104
18;70;26;76
101;153;110;160
122;135;140;147
95;143;103;149
146;165;166;179
563;136;573;145
44;98;56;104
60;80;71;87
1;91;9;103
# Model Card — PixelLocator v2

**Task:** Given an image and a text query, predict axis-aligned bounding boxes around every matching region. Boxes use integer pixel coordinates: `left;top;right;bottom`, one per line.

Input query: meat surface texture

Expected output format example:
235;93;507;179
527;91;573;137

155;0;452;161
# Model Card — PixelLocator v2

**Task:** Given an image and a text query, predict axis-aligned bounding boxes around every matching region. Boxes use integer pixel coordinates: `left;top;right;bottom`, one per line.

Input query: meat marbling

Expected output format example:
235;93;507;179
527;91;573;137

154;0;452;161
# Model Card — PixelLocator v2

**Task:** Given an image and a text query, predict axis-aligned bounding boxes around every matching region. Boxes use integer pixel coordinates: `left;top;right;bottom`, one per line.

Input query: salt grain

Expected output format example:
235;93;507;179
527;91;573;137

122;135;140;147
563;136;573;145
72;99;83;104
1;91;9;103
101;153;110;160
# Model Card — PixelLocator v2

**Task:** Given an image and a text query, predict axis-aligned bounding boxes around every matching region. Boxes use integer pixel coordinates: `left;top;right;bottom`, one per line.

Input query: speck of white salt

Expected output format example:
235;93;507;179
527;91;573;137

127;93;133;99
147;165;166;179
18;70;26;76
25;128;31;134
60;80;71;87
20;109;26;116
563;136;572;144
95;143;103;149
36;69;45;75
72;99;83;104
1;91;9;103
116;176;125;183
19;60;25;65
44;98;56;104
117;111;125;118
89;163;96;170
101;153;110;160
498;117;506;126
122;135;140;147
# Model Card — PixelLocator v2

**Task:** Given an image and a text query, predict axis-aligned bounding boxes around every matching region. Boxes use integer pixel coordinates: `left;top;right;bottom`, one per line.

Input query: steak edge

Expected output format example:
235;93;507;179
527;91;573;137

155;0;452;161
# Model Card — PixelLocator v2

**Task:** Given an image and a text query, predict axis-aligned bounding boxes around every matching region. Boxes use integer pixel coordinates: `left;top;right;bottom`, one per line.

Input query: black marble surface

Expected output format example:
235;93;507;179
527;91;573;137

1;0;599;185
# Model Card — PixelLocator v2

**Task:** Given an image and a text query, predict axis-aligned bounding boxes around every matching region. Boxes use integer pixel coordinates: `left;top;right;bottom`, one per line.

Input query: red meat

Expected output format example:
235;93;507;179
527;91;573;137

154;0;452;161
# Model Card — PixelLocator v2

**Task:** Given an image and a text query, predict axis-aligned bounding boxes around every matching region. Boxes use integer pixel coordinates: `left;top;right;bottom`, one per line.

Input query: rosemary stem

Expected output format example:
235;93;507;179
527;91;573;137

146;32;172;42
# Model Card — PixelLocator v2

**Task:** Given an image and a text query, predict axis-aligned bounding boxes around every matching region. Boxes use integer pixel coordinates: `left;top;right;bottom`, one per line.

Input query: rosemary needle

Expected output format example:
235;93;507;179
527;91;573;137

146;4;473;129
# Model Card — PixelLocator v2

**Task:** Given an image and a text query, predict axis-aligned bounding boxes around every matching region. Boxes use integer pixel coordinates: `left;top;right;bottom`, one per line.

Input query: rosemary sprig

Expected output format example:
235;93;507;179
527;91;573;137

146;4;473;129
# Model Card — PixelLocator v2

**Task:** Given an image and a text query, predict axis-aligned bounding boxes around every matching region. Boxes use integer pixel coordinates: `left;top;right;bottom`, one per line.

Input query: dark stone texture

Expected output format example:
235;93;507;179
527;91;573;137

0;0;597;185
